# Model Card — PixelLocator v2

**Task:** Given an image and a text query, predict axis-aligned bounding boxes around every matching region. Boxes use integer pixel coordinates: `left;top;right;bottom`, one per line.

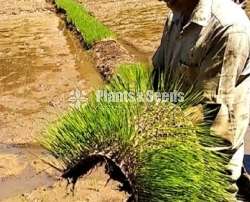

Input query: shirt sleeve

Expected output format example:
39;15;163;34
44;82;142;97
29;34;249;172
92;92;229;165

201;26;249;104
217;30;249;103
205;28;250;146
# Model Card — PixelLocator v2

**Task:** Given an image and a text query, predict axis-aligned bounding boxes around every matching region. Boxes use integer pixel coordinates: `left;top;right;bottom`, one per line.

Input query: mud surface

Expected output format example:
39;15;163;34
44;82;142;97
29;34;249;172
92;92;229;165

78;0;168;58
93;40;133;80
78;0;250;59
0;0;126;201
0;3;102;144
1;0;250;201
53;2;135;80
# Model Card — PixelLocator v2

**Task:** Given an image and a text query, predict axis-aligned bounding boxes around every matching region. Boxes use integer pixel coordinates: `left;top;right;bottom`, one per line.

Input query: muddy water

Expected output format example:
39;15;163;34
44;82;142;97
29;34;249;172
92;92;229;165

0;0;110;201
0;7;103;144
80;0;250;58
0;143;56;199
79;0;168;57
1;0;250;201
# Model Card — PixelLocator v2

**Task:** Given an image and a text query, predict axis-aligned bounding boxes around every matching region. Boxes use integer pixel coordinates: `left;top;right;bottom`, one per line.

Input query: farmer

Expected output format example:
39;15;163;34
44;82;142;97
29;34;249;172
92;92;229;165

153;0;250;196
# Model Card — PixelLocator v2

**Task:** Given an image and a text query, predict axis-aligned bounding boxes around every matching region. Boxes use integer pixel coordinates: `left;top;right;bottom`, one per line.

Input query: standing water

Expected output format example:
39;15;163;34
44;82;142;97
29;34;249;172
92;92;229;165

0;0;102;144
79;0;168;57
79;0;250;59
0;0;106;201
1;0;250;201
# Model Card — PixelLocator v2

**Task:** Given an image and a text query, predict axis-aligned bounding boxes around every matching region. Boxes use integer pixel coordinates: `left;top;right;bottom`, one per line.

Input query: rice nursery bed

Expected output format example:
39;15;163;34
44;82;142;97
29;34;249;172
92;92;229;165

52;0;132;80
54;0;114;47
40;64;233;202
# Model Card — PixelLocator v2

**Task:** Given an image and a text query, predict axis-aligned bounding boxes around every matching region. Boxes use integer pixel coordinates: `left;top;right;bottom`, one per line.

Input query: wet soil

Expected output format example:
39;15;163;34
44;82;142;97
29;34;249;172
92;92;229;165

3;166;128;202
0;143;56;199
78;0;168;59
1;0;250;201
78;0;250;61
0;5;102;144
52;1;135;80
92;40;133;80
0;0;126;201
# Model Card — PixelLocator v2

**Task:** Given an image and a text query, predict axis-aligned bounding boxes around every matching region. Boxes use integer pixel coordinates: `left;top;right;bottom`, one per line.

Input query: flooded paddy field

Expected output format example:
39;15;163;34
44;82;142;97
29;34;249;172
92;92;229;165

79;0;250;58
0;0;250;201
0;0;125;201
79;0;168;58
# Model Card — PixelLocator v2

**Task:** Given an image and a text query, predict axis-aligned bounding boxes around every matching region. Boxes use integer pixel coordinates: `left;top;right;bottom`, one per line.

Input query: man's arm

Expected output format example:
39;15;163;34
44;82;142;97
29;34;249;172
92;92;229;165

201;26;250;145
216;30;249;103
201;27;249;104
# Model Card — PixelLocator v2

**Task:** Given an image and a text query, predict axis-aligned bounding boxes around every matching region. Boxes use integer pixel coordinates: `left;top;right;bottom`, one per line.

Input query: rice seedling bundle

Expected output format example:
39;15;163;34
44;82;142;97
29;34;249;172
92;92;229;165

54;0;114;46
41;64;233;201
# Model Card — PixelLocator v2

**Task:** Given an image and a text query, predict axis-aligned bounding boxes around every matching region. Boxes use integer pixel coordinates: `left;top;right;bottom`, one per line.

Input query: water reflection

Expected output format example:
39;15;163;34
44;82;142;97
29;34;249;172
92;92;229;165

0;4;102;144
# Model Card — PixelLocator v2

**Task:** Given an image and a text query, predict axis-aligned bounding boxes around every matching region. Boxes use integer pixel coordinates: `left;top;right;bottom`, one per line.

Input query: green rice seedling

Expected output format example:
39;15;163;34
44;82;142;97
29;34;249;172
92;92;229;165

55;0;114;46
40;63;233;201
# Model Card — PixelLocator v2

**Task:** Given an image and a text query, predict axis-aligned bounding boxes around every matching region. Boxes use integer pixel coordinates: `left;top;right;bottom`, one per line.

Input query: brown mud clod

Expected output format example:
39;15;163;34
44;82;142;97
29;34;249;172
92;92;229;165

92;40;134;80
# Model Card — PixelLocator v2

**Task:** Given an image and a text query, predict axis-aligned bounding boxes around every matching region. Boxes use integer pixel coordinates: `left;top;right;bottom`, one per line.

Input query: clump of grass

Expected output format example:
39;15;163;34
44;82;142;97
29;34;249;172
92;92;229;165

41;64;232;201
55;0;114;46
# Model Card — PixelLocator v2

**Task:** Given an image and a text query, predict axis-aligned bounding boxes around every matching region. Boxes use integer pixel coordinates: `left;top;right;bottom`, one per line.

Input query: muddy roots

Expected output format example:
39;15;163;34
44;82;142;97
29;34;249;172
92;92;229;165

62;154;134;200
